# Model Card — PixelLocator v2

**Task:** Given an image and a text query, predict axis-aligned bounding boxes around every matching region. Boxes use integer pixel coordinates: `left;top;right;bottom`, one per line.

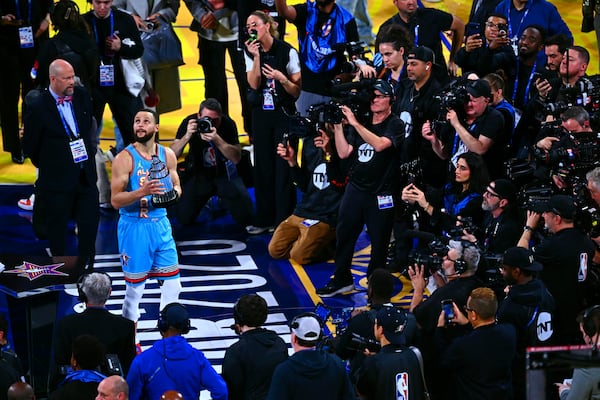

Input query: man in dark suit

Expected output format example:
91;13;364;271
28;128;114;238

22;59;99;269
50;272;136;392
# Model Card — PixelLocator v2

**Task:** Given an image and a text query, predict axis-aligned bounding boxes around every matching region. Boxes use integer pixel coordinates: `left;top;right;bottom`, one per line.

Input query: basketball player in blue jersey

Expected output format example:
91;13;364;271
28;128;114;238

110;109;182;323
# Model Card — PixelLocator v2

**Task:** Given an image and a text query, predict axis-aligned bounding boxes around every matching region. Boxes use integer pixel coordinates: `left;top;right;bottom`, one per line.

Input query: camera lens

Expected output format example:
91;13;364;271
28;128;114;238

196;117;213;134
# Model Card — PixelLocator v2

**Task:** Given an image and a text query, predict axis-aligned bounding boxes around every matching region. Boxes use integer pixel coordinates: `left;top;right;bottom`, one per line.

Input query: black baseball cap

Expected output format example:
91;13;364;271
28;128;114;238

502;247;543;272
372;79;394;97
375;306;408;346
465;79;492;99
491;179;517;202
406;46;435;64
533;194;576;219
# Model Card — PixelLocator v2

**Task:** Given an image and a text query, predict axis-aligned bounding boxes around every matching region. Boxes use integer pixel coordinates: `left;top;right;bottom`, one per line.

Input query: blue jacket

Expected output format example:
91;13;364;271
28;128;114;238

494;0;572;42
126;335;227;400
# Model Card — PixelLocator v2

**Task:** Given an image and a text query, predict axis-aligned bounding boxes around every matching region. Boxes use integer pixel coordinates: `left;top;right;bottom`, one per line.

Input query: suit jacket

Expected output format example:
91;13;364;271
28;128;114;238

50;307;136;389
22;85;97;192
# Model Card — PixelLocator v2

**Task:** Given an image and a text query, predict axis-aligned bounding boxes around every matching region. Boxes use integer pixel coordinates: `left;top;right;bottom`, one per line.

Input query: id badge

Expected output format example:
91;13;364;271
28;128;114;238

70;139;89;163
301;219;320;227
99;64;115;87
377;195;394;210
510;37;518;56
225;160;238;180
19;26;34;48
262;89;275;110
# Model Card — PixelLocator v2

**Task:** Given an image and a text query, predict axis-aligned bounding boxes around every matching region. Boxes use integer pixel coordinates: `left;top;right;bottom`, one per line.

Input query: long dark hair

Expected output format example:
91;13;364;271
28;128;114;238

454;152;489;194
50;0;91;36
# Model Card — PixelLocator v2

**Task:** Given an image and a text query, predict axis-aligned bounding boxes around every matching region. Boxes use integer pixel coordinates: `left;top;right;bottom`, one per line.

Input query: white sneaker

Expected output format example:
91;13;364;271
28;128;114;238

245;225;275;235
17;194;35;211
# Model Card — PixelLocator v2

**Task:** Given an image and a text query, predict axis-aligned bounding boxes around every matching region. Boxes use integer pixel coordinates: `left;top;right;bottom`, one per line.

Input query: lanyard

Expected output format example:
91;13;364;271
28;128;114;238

413;24;419;47
512;61;537;105
14;0;32;24
507;5;530;41
92;12;114;48
57;104;80;141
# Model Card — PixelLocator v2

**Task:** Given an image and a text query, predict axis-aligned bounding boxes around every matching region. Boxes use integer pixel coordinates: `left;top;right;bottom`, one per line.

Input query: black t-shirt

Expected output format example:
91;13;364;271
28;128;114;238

346;114;404;194
292;3;358;95
532;227;596;344
175;114;239;179
380;8;453;72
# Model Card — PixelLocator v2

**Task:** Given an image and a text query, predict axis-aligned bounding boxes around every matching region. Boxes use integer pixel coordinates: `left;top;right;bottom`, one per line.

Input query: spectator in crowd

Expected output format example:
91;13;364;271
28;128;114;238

222;294;288;400
127;303;227;400
336;269;417;382
36;0;98;90
21;59;99;269
0;0;51;164
184;0;251;134
235;0;286;45
379;0;465;77
518;195;596;344
170;98;253;228
110;109;182;323
483;72;516;143
7;382;35;400
355;306;426;400
317;80;404;297
49;334;107;400
494;0;572;60
556;305;600;400
243;10;301;234
266;313;354;400
83;0;143;147
543;33;572;76
402;152;489;232
462;178;521;256
96;375;128;400
586;167;600;249
0;314;24;400
437;287;516;400
455;13;516;83
496;246;555;400
275;0;359;115
424;79;506;179
50;272;135;391
375;23;411;102
509;25;546;112
268;127;343;264
113;0;182;115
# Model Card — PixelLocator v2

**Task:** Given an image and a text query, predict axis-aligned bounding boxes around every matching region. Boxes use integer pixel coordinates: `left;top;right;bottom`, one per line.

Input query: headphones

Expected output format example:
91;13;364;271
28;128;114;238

157;303;191;334
233;297;245;326
290;312;323;341
77;272;112;303
581;305;600;338
453;258;468;275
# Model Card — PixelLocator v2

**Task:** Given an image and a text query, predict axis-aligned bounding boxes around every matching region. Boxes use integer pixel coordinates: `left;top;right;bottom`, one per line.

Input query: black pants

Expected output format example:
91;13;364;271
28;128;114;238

0;44;36;155
197;37;252;134
251;107;295;227
33;177;100;269
92;85;143;146
333;183;395;283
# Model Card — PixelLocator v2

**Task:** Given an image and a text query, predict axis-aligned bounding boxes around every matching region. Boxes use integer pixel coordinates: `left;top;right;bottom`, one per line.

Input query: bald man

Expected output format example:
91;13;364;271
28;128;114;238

160;391;183;400
22;59;99;269
7;382;35;400
96;376;128;400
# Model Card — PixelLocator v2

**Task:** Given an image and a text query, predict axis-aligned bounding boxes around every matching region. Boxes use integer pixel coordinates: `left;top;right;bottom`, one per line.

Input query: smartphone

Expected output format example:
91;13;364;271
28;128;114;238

314;302;332;324
441;299;455;324
248;29;258;42
497;23;508;37
465;22;481;37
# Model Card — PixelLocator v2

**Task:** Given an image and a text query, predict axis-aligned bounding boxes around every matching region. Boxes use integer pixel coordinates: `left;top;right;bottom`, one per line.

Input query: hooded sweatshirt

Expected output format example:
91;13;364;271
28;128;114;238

126;335;227;400
267;348;354;400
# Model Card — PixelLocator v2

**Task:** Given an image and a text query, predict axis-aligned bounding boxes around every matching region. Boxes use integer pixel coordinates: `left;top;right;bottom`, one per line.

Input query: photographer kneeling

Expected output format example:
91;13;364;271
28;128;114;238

170;98;254;227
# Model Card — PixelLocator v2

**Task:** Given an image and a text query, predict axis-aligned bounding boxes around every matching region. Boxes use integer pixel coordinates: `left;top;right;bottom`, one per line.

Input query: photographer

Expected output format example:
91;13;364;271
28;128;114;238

316;79;404;297
518;195;596;344
355;306;425;400
455;14;515;82
171;98;253;228
423;79;505;179
335;269;416;382
268;127;343;265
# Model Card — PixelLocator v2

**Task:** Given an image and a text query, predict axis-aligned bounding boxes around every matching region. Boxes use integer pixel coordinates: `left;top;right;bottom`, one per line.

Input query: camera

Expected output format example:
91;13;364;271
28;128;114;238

336;41;372;74
196;116;213;134
446;216;480;239
407;237;448;277
145;21;154;30
347;333;381;353
497;23;508;37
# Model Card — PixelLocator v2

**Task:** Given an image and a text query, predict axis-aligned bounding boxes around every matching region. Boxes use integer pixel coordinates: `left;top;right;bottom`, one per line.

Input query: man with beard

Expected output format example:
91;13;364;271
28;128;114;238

110;109;182;323
22;59;99;269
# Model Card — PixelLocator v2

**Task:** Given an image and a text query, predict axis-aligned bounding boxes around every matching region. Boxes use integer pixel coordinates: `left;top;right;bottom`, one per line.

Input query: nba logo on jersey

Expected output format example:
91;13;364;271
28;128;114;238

396;372;409;400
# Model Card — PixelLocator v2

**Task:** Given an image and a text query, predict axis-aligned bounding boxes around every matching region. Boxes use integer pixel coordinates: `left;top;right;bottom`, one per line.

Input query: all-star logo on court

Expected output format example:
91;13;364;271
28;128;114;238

4;261;67;281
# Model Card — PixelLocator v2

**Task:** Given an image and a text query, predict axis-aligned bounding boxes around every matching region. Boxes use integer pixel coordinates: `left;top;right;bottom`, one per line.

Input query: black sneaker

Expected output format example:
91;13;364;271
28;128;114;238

316;280;355;297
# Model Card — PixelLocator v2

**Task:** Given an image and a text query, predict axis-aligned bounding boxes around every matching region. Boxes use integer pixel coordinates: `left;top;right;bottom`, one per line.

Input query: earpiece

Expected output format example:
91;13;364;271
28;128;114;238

77;272;112;303
425;66;430;70
581;305;600;337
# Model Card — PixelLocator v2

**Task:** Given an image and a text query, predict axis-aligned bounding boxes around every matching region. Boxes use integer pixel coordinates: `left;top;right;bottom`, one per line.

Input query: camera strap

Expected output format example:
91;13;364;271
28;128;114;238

409;346;431;400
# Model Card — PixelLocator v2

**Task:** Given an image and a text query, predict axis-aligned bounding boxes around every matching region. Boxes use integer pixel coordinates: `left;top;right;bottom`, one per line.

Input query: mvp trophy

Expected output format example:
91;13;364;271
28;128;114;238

149;155;178;207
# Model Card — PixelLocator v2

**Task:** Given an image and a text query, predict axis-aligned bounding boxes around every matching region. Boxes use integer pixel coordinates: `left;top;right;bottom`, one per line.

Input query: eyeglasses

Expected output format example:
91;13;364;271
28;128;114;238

484;188;501;198
373;94;390;99
485;22;505;29
464;305;474;313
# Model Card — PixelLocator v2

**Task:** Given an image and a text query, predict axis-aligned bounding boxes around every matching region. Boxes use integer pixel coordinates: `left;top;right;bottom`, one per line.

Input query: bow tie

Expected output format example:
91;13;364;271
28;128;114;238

56;96;72;105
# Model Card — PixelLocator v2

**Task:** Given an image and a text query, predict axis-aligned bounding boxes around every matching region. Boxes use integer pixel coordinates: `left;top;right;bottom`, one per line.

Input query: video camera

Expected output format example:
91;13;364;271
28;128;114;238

431;82;470;132
336;41;373;74
406;235;448;277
